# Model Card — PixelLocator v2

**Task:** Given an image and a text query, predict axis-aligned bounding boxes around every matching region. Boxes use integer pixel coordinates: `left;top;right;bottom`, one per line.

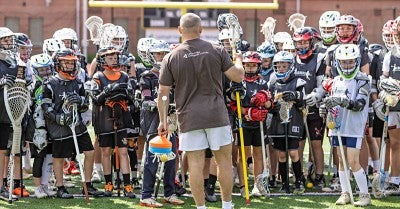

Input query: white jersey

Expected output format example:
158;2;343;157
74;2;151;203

328;72;370;138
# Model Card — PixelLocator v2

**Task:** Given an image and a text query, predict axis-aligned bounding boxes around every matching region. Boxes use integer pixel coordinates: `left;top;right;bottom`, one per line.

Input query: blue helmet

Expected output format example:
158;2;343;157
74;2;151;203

257;42;276;59
273;51;294;80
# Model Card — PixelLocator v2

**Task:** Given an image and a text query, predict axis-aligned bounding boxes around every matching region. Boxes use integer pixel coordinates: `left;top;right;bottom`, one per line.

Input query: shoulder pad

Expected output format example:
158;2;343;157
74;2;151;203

354;72;370;81
296;78;307;88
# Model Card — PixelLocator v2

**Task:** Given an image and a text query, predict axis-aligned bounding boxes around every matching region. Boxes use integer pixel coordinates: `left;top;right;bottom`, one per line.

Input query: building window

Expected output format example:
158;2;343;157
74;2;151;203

5;17;20;32
29;18;43;47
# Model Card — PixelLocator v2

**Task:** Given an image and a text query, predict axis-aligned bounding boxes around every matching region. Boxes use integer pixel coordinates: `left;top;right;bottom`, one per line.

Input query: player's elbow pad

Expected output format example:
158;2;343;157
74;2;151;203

347;99;366;112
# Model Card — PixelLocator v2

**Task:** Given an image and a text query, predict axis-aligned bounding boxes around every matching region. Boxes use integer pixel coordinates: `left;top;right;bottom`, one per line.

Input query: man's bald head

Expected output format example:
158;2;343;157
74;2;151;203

179;13;202;36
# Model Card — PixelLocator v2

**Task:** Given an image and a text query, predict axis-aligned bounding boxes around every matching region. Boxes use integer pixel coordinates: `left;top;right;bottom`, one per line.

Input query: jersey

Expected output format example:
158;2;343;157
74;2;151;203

268;74;306;139
382;48;400;111
0;59;19;124
41;75;88;140
91;71;133;135
328;72;370;138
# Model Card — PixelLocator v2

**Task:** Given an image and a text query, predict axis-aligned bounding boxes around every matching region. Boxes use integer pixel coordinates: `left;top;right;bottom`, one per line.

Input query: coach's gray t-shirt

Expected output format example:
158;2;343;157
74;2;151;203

159;38;234;133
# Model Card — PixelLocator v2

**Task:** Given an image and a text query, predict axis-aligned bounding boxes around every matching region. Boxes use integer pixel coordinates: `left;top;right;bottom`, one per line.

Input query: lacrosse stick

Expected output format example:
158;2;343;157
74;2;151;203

327;107;354;204
150;96;176;198
225;14;251;205
302;106;315;181
275;93;293;194
99;23;116;49
4;79;30;203
327;133;333;178
67;104;89;203
287;13;307;32
372;106;390;198
260;17;276;43
255;121;270;197
85;16;103;45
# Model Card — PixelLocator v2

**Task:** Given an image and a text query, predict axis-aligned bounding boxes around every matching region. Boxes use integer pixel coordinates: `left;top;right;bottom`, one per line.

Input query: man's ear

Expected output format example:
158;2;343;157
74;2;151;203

178;26;183;35
198;25;202;34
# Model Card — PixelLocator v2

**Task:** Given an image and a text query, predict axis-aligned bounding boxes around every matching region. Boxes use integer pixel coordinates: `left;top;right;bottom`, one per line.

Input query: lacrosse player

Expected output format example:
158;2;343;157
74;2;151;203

269;51;306;194
378;16;400;195
90;47;135;198
26;53;57;198
292;27;327;189
139;39;184;207
229;51;273;197
41;49;103;198
323;44;371;206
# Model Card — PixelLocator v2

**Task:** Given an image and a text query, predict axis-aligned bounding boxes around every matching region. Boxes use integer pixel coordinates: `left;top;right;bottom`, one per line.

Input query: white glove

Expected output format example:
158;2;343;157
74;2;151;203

306;91;317;107
372;99;385;121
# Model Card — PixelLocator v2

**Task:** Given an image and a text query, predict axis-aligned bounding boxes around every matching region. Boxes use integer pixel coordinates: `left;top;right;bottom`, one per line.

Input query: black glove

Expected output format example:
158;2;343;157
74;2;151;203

55;113;73;126
282;91;301;102
108;91;128;102
230;81;245;97
65;92;82;105
109;83;128;93
0;74;15;88
240;40;250;52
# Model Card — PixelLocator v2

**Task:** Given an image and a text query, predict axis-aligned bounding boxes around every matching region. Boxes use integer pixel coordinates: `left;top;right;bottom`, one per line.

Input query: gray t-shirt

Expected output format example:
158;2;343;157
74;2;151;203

159;38;234;133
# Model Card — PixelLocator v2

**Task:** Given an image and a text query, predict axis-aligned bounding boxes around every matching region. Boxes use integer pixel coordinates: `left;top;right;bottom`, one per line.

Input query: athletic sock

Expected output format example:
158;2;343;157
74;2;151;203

292;160;303;182
353;168;368;194
104;174;112;184
222;201;232;209
338;170;349;193
123;174;130;186
278;161;288;185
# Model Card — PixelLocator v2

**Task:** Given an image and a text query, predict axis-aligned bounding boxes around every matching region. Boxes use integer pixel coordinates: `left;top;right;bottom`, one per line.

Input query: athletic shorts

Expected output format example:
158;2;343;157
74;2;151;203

0;123;12;150
98;130;128;148
272;137;299;152
302;116;325;141
372;112;385;137
388;112;400;129
30;142;53;158
52;133;94;158
238;127;262;147
179;125;233;151
332;136;362;149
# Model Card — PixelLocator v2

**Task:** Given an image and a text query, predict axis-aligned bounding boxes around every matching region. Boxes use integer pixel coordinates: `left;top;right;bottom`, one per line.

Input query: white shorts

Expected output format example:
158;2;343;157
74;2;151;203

388;112;400;128
179;125;233;151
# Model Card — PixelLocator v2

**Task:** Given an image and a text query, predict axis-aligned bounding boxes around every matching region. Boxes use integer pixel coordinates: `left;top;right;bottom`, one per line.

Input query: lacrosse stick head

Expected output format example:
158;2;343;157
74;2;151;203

4;78;30;124
85;16;103;45
274;93;293;123
225;15;242;51
288;13;307;32
260;17;276;43
255;173;270;196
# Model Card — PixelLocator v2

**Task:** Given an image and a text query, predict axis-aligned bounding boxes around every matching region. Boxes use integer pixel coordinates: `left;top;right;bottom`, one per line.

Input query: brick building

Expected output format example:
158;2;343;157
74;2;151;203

0;0;398;58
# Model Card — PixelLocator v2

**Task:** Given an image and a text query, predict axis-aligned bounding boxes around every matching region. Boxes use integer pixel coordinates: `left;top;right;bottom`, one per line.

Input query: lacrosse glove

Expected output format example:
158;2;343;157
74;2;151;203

282;91;302;102
230;81;246;99
0;74;15;88
55;113;73;126
372;99;385;121
246;107;268;122
251;90;272;107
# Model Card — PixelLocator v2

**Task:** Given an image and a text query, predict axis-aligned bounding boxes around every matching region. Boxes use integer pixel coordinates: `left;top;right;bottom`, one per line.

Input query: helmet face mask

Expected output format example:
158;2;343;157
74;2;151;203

147;40;170;70
336;15;359;44
293;27;315;59
97;47;121;72
335;44;360;79
243;51;261;77
31;53;54;80
0;35;16;50
53;28;78;49
137;38;156;66
53;49;79;80
272;51;294;80
319;11;340;44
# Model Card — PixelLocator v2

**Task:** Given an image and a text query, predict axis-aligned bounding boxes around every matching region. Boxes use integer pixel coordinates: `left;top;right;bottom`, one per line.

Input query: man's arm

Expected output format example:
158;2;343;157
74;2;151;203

157;84;171;135
224;52;244;83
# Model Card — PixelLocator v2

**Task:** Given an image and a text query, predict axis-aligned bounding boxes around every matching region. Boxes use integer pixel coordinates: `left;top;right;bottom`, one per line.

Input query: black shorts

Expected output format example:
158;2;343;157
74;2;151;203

0;123;12;150
128;110;141;138
52;133;94;158
272;137;299;152
238;127;262;147
30;142;53;158
372;113;385;138
98;130;128;148
302;116;325;141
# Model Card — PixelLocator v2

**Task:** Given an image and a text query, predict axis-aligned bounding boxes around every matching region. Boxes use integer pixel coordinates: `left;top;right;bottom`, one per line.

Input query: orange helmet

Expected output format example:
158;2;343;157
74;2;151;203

97;47;121;72
53;49;79;80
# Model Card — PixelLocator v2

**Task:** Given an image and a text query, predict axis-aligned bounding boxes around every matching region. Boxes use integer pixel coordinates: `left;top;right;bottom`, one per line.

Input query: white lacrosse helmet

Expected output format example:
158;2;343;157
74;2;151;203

137;38;157;65
273;51;294;80
0;27;16;50
100;25;127;51
335;44;360;79
53;28;78;46
148;40;170;69
218;29;233;41
43;38;66;56
319;11;340;43
393;16;400;53
30;53;54;79
282;40;295;52
273;32;291;43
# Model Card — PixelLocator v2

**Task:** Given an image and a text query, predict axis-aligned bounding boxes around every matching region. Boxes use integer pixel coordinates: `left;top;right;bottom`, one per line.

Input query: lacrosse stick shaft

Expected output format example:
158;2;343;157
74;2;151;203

327;135;333;178
70;105;89;203
8;155;15;203
179;152;186;188
336;131;354;204
112;109;121;197
302;107;314;169
378;106;390;192
258;121;270;196
236;92;251;204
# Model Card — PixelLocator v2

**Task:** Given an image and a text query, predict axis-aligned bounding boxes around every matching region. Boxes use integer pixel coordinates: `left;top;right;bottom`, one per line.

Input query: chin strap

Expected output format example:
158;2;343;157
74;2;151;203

244;74;260;82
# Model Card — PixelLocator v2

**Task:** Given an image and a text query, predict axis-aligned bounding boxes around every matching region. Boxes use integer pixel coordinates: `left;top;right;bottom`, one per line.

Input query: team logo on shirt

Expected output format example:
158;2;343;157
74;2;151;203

391;63;400;72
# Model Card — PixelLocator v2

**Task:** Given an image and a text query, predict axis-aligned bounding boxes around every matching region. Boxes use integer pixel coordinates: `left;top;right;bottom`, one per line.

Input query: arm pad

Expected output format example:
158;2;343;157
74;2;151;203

347;98;366;112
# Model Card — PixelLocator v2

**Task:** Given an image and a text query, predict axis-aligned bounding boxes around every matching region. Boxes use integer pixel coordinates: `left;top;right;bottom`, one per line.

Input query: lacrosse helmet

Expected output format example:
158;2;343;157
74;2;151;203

53;28;78;49
293;27;315;59
0;27;15;50
393;16;400;52
218;29;233;52
217;13;243;35
319;11;340;44
257;42;277;59
137;38;157;66
97;47;121;72
335;44;360;80
15;33;33;63
119;54;132;73
148;40;170;70
335;15;359;44
382;20;395;49
53;48;79;80
30;53;54;80
282;40;296;54
273;51;294;80
273;32;291;51
243;51;261;78
43;38;66;56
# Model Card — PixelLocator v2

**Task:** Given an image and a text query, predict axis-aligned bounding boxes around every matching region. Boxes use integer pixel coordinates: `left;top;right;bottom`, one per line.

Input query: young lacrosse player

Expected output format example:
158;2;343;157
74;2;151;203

41;48;103;199
90;47;135;198
229;51;273;197
25;53;57;198
269;51;306;194
323;44;371;206
139;39;184;207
